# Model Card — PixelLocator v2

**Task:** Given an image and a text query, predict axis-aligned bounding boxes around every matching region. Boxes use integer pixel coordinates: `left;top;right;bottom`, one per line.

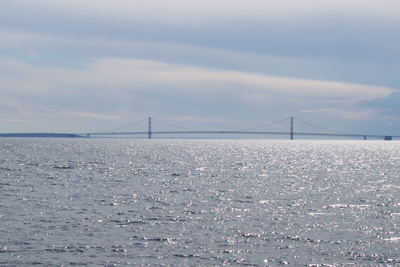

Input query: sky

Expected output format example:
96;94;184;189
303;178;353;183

1;0;400;136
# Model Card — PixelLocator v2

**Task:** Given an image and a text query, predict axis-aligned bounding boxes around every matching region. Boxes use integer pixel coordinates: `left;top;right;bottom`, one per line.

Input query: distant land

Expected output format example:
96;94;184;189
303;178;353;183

0;133;85;138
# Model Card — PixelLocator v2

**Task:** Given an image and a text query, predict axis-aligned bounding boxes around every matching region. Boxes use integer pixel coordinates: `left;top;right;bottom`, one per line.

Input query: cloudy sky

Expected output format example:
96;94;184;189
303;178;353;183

1;0;400;136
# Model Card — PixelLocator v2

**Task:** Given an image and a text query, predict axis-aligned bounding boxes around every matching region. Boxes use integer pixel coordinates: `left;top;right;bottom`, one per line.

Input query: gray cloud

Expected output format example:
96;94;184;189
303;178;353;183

1;1;399;64
1;1;400;135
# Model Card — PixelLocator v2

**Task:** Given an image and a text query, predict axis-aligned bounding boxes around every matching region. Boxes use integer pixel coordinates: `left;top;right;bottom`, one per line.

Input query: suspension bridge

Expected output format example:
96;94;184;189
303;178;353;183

82;117;398;140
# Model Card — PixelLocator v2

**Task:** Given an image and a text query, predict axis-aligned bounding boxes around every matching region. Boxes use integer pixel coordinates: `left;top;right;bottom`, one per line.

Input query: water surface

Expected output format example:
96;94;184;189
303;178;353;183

1;139;400;266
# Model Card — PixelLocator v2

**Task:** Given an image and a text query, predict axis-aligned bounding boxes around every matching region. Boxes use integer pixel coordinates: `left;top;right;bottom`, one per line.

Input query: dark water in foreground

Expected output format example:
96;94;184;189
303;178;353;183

1;139;400;266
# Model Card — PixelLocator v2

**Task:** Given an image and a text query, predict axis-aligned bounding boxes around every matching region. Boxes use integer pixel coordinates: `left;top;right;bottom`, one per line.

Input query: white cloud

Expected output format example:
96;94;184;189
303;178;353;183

300;108;377;120
1;57;396;102
49;58;400;98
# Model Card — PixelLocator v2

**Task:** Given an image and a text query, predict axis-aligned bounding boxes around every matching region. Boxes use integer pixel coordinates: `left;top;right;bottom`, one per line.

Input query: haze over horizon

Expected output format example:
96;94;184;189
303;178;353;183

1;1;400;135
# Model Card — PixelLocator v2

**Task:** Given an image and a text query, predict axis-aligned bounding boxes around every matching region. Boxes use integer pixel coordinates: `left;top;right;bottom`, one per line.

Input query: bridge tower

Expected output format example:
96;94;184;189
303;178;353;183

148;117;152;139
290;117;293;140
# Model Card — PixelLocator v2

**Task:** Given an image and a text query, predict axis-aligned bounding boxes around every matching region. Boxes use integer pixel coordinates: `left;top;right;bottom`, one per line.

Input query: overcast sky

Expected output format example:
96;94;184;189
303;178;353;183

1;0;400;136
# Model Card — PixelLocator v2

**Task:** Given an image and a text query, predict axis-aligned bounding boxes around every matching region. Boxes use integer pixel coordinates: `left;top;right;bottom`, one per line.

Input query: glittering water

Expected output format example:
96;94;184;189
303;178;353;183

1;138;400;266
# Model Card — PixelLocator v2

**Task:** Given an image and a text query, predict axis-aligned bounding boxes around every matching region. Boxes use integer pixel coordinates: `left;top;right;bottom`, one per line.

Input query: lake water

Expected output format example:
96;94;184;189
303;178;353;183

1;138;400;266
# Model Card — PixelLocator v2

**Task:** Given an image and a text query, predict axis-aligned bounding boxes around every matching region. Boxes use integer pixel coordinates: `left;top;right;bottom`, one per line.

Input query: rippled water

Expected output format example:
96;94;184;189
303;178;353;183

1;138;400;266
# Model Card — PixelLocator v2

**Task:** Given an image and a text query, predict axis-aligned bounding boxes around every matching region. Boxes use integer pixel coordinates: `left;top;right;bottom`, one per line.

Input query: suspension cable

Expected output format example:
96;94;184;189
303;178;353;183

294;117;349;134
152;118;199;131
97;118;148;133
234;117;291;132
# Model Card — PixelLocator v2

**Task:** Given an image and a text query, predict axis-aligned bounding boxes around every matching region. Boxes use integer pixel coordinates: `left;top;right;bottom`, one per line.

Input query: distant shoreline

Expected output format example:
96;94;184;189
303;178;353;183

0;133;85;138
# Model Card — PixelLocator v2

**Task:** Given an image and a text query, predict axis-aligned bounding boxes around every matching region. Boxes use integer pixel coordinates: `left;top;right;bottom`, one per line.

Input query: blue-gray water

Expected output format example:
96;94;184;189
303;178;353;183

1;138;400;266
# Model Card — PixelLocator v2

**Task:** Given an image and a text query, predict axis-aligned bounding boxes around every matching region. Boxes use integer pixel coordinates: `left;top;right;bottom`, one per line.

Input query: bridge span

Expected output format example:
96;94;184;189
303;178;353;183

85;117;399;140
